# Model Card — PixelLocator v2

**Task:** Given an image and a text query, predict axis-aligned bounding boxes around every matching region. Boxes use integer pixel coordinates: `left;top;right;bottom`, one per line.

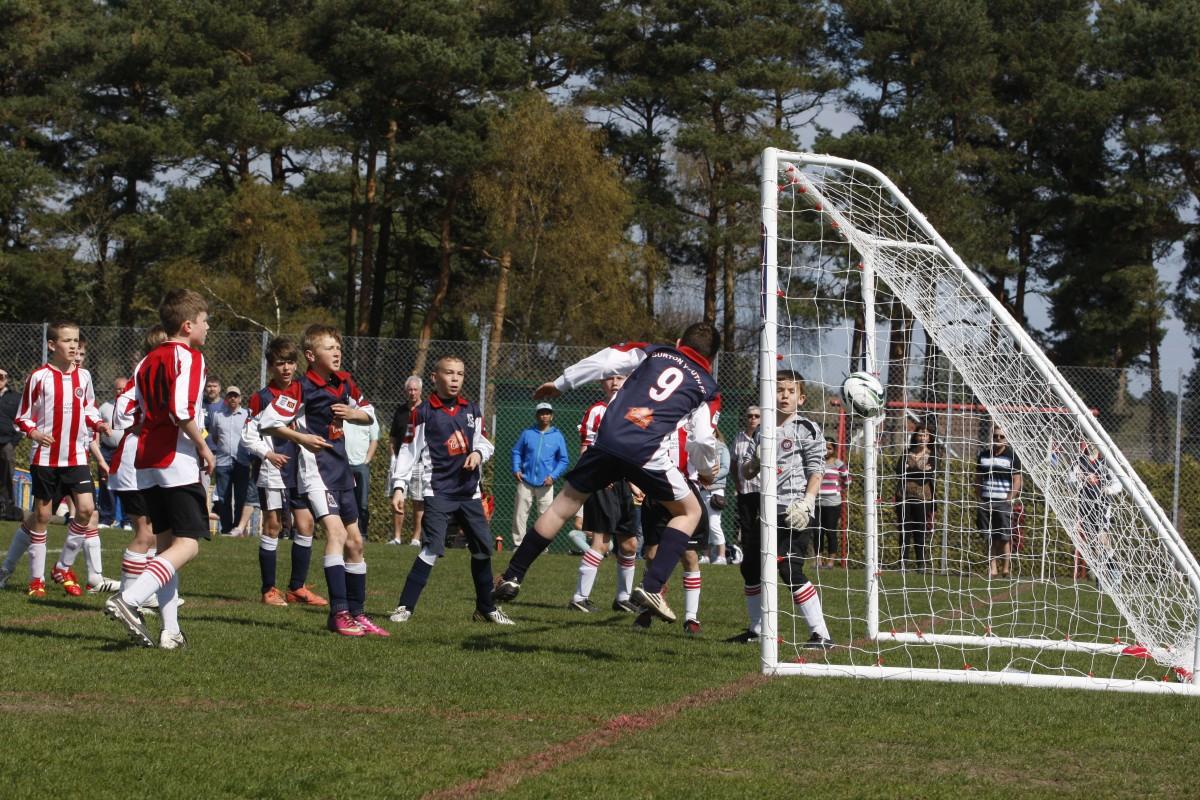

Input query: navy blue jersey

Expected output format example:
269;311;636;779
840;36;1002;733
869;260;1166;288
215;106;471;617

390;393;494;500
258;368;375;493
553;342;722;474
244;382;302;489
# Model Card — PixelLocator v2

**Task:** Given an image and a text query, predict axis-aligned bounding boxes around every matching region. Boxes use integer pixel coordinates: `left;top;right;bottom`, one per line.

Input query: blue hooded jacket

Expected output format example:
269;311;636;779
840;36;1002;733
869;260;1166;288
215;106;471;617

511;425;569;487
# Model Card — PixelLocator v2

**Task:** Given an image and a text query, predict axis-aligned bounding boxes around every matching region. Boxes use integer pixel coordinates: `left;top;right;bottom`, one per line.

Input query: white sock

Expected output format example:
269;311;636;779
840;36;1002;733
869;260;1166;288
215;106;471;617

745;584;762;634
573;549;603;603
4;525;32;573
260;535;279;553
683;570;701;622
121;549;148;592
157;572;181;634
294;534;313;549
615;553;635;601
123;556;175;608
28;529;47;581
58;521;87;568
792;582;830;639
84;530;103;583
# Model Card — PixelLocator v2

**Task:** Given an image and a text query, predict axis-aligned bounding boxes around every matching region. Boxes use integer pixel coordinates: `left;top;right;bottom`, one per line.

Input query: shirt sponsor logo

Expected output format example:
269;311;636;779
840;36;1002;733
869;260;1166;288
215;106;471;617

446;430;469;456
275;395;298;413
624;407;654;429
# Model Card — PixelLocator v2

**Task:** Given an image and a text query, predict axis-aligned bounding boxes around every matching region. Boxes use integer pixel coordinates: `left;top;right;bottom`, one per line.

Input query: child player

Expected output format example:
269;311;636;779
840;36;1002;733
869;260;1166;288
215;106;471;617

104;290;216;649
242;336;327;608
494;323;722;624
258;324;385;637
0;321;111;598
731;370;833;648
388;356;512;625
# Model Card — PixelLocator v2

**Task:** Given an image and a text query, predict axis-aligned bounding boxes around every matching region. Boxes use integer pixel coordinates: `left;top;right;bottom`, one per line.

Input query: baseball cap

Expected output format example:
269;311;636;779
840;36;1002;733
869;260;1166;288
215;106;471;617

535;402;554;413
225;386;242;397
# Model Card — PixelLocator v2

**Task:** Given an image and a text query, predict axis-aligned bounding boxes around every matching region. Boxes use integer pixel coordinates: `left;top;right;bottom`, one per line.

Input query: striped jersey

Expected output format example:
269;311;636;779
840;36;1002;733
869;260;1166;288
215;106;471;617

14;364;103;467
976;445;1021;500
552;342;721;476
134;341;207;488
391;393;494;500
579;399;608;450
243;382;303;490
108;379;141;492
818;459;850;507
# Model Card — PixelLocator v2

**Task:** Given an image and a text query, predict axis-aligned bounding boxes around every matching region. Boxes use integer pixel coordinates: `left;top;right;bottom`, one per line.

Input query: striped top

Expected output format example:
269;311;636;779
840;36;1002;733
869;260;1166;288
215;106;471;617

818;459;850;507
14;364;103;467
134;341;207;488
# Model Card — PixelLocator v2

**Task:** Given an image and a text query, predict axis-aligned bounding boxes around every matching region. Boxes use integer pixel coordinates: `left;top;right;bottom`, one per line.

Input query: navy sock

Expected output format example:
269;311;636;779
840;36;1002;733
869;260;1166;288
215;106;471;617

503;529;553;582
323;563;348;613
398;557;434;611
346;568;366;616
471;555;495;613
289;539;313;591
642;527;690;593
258;547;277;594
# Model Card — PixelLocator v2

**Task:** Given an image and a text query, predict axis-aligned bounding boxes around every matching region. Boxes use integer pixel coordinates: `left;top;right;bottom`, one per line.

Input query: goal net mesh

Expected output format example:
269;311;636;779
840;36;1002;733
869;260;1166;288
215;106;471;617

764;153;1200;688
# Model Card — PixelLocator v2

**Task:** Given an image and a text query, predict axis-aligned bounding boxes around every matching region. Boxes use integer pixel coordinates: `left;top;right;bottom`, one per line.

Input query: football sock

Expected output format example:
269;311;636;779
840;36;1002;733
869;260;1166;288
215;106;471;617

573;548;603;603
641;527;689;593
123;556;174;608
121;549;148;593
157;571;181;634
615;552;636;601
792;582;830;639
28;529;47;581
83;528;102;583
745;584;762;633
345;560;367;616
58;521;87;568
502;529;552;582
288;534;313;591
398;550;436;611
3;525;31;573
471;552;495;613
259;535;279;593
683;570;701;622
322;554;348;613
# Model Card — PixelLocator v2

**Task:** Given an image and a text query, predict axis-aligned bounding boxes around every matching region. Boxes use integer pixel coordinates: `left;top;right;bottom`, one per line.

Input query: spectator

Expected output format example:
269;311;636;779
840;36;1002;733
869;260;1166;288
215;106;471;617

816;440;850;569
895;425;936;571
732;405;761;558
510;402;569;548
977;424;1022;578
96;376;130;528
699;429;730;564
345;409;380;539
0;368;20;519
387;376;424;546
210;386;251;535
203;375;223;430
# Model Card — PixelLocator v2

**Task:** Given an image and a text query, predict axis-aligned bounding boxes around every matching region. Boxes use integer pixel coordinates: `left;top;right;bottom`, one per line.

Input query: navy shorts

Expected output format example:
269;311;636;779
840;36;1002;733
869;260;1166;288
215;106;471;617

308;488;358;524
641;482;707;551
31;465;93;505
565;447;689;503
419;495;493;558
145;483;211;540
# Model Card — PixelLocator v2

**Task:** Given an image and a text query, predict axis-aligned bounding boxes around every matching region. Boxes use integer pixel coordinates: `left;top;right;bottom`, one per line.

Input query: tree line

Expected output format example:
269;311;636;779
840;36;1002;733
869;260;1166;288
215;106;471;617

2;0;1198;384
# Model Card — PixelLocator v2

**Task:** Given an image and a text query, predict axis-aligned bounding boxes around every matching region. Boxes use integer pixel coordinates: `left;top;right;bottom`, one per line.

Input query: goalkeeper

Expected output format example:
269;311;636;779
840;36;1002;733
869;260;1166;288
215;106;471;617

730;369;833;648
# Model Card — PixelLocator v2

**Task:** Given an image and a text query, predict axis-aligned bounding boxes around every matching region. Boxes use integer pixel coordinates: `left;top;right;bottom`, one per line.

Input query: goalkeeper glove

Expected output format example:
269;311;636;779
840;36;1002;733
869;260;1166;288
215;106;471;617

786;496;816;530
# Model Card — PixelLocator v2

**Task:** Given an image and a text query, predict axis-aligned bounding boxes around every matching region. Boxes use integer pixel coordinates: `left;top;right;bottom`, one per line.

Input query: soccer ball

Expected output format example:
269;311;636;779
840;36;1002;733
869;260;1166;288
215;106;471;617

841;372;884;417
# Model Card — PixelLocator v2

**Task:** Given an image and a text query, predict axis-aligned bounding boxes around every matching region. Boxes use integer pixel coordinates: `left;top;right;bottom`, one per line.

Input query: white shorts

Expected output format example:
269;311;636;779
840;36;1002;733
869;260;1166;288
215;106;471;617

259;487;285;512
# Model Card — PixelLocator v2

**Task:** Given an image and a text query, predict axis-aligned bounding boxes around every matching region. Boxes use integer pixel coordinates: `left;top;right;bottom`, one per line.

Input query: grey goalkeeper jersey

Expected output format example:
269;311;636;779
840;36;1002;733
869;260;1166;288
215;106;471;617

754;414;826;504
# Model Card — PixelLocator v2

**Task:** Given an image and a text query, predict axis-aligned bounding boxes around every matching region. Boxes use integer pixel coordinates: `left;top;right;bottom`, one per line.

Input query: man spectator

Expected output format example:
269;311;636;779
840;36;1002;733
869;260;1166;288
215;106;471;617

345;408;380;539
387;376;424;546
210;386;251;535
96;376;129;528
977;424;1023;579
732;405;762;556
510;402;569;547
203;375;224;431
0;368;20;519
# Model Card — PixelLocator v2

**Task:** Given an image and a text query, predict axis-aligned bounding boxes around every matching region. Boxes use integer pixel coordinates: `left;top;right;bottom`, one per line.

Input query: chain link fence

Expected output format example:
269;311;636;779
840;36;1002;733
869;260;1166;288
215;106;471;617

0;323;1193;552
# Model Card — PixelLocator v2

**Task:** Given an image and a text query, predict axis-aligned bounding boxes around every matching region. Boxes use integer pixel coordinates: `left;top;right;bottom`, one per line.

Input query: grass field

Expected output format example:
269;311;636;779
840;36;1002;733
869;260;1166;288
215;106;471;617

0;525;1197;799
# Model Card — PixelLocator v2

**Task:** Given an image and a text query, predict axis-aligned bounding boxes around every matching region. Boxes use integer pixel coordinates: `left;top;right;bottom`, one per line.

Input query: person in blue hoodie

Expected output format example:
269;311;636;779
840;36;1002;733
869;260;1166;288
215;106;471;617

509;402;569;547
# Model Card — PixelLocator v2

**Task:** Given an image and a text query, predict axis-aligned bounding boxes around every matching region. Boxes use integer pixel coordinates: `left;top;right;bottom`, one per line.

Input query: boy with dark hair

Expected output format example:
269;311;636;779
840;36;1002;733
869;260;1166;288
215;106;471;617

388;355;510;625
0;321;110;598
731;369;832;647
494;322;722;623
258;324;384;637
104;290;216;649
242;336;326;607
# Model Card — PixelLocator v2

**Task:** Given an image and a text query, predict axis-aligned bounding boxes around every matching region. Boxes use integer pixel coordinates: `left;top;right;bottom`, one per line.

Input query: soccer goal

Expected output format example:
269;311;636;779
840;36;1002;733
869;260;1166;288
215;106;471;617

757;149;1200;694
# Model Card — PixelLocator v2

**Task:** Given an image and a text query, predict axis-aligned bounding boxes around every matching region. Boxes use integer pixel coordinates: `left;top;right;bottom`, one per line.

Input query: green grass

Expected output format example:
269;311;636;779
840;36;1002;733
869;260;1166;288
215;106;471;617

0;525;1197;799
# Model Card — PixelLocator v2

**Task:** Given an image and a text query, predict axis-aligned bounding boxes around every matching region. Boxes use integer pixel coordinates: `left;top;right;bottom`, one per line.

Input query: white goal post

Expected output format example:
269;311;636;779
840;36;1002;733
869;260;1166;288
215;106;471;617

757;149;1200;694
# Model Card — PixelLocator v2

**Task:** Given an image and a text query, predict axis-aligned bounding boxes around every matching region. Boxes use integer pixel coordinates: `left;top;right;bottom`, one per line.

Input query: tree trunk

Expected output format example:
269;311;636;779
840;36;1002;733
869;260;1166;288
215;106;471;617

344;149;360;336
885;299;912;447
722;208;737;350
399;206;418;339
368;123;398;336
270;145;285;187
484;248;513;421
356;143;379;334
414;183;461;376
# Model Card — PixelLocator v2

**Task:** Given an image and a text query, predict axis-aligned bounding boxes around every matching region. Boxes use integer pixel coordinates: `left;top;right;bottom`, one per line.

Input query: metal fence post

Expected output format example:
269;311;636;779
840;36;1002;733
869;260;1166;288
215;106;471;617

479;328;489;414
1174;367;1184;530
260;331;268;388
41;323;47;364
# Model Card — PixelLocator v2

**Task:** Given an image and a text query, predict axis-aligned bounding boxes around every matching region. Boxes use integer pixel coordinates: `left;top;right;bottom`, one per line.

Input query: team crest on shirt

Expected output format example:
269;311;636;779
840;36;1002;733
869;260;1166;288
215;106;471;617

781;438;794;451
445;430;469;456
326;491;338;509
624;407;654;429
74;387;85;399
274;395;297;413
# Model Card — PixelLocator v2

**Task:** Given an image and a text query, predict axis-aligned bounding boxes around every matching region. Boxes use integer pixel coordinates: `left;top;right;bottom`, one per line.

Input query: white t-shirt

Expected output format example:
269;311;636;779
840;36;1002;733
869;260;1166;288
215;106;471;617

343;417;379;466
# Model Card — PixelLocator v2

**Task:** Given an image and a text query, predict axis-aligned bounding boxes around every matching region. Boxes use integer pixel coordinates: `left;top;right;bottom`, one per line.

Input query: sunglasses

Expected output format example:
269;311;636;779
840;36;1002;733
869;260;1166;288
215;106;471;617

747;413;760;418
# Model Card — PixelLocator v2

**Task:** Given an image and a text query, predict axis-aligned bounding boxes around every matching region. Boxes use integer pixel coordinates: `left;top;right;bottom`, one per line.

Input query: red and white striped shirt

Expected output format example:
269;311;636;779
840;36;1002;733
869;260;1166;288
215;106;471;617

134;342;207;488
14;364;103;467
108;378;141;492
579;399;608;451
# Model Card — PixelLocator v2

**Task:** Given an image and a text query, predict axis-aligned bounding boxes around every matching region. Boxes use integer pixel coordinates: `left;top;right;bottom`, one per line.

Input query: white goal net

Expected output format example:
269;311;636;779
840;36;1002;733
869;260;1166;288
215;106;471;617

757;149;1200;694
